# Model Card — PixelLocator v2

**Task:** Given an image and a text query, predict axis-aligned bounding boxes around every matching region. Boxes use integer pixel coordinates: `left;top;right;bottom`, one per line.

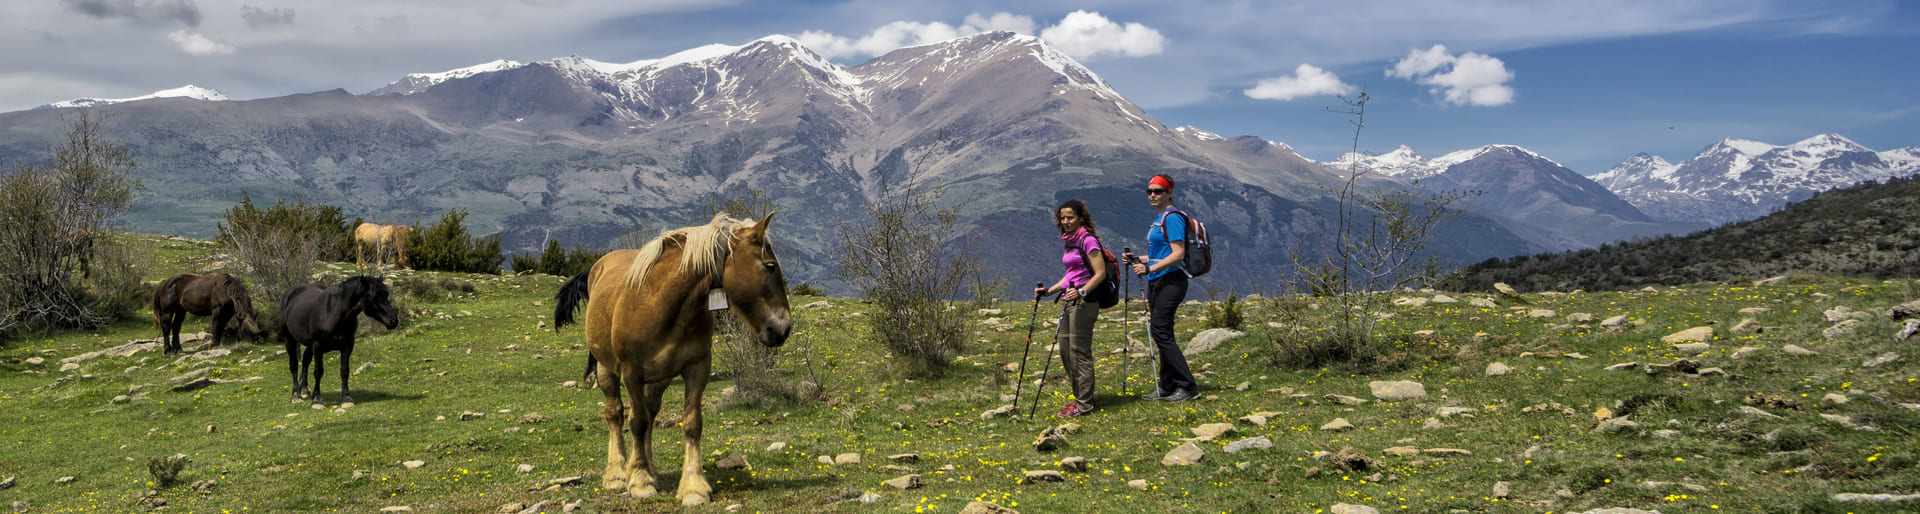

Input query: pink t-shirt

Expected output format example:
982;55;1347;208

1059;227;1104;290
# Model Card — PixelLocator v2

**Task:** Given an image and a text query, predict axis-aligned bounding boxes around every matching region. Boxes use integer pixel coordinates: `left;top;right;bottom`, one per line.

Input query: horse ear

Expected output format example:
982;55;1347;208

754;212;775;237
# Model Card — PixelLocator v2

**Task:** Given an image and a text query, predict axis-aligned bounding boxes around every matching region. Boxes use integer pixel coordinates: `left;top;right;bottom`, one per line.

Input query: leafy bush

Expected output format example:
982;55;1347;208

393;276;475;303
509;239;603;277
407;209;503;274
1201;289;1244;330
215;192;353;263
789;282;824;297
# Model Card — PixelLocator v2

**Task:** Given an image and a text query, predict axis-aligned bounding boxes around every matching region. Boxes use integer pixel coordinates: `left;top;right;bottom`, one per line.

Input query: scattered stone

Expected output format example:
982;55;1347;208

1672;342;1710;356
1824;306;1872;322
887;453;919;464
1652;429;1681;439
1731;347;1762;359
1331;503;1380;514
516;464;534;473
980;404;1015;420
896;404;916;414
883;474;924;490
1162;442;1204;466
1190;423;1234;441
1320;418;1355;431
1731;318;1762;335
1593;417;1639;433
0;477;11;490
1832;493;1920;502
1368;381;1426;402
1423;448;1472;457
402;460;425;469
1601;315;1630;332
459;411;484;421
1604;362;1640;371
1235;381;1251;391
1324;394;1368;405
171;377;217;392
499;503;525;513
1382;447;1420;457
1527;309;1556;319
1485;362;1511;376
1492;481;1512;498
858;493;882;503
1021;470;1065;484
1223;436;1272;453
767;442;787;452
803;301;831;310
716;453;749;470
1863;352;1902;368
1825;393;1850;404
380;507;413;513
1392;297;1428;307
1033;431;1068;452
1820;414;1873;431
1059;456;1088;472
23;357;43;365
1469;298;1498;308
1187;328;1243;354
880;465;913;473
1662;326;1714;343
1646;359;1701;375
53;476;75;485
1127;479;1150;491
515;413;549;424
191;349;231;360
1739;306;1773;314
1824;319;1864;339
1783;344;1818;356
59;362;80;372
1900;320;1920;342
1736;406;1781;419
1431;294;1458;304
1436;407;1475;418
1493;283;1519;296
1236;414;1270;426
1892;300;1920;320
817;455;834;465
834;453;861;465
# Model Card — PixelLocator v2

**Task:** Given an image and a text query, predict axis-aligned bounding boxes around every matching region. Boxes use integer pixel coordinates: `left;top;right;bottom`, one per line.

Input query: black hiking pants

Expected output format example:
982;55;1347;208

1148;271;1196;393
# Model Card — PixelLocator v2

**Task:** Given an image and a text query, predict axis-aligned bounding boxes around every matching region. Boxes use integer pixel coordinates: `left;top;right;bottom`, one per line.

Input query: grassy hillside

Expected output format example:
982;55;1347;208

2;233;1918;512
1443;175;1920;293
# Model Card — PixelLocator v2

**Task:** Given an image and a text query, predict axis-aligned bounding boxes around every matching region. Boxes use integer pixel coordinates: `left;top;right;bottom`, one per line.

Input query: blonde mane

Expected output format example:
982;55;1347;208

622;213;754;290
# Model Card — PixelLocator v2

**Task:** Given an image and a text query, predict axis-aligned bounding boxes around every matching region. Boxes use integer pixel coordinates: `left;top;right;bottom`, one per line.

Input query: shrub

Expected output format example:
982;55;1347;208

509;239;603;277
408;209;503;274
1201;289;1244;330
0;111;140;336
835;175;978;379
218;193;345;316
789;282;824;297
392;276;475;303
968;272;1010;311
148;454;188;488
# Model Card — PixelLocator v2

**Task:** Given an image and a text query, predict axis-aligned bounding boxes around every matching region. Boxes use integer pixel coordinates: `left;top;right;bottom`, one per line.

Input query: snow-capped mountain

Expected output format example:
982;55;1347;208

1596;134;1920;225
1331;144;1567;182
368;59;525;96
38;85;227;109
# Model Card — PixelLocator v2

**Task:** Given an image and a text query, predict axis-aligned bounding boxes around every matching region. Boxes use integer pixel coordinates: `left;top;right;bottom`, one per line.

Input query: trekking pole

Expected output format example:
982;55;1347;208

1136;254;1160;387
1012;282;1044;421
1029;297;1065;420
1120;247;1133;396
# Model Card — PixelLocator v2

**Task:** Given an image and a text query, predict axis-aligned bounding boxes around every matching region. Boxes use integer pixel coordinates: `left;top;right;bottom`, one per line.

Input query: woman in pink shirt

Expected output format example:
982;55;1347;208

1032;199;1110;418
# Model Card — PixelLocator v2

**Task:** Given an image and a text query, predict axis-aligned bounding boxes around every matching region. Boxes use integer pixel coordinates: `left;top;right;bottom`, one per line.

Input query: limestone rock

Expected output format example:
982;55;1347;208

1527;309;1556;319
1823;306;1871;322
1863;352;1902;368
1127;479;1150;491
1671;343;1710;356
1190;423;1234;441
1431;294;1458;304
1332;503;1381;514
716;453;749;470
1368;381;1426;402
1783;344;1818;356
1661;326;1714;343
883;474;923;490
1493;283;1519;296
1731;318;1762;334
1162;442;1204;466
980;404;1015;420
887;453;919;464
1469;298;1498;308
1484;362;1511;376
1593;417;1639;433
1823;319;1864;339
1393;297;1428;307
1832;493;1920;502
1382;447;1419;457
1320;418;1355;431
1187;328;1243;355
1731;347;1761;359
1020;470;1064;484
1492;481;1512;498
1223;436;1272;453
1059;456;1088;472
1325;394;1369;405
1900;320;1920;341
834;453;861;465
1739;306;1772;314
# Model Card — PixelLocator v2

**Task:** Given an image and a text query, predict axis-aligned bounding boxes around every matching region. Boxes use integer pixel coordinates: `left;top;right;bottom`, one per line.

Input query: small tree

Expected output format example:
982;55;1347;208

0;111;139;336
1272;92;1476;370
218;193;345;318
408;209;504;274
835;154;979;378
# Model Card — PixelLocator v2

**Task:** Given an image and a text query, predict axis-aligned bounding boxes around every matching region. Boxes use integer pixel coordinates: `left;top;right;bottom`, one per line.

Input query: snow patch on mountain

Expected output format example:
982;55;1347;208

1599;133;1920;225
41;85;228;109
1174;126;1223;141
1332;144;1562;180
369;60;525;96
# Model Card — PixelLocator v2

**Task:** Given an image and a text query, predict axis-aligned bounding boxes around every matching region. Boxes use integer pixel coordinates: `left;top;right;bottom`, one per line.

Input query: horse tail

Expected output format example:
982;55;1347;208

552;270;590;331
151;277;170;331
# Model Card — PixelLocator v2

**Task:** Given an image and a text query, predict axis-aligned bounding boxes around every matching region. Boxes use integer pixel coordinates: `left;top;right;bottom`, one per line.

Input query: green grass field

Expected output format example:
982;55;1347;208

3;233;1917;513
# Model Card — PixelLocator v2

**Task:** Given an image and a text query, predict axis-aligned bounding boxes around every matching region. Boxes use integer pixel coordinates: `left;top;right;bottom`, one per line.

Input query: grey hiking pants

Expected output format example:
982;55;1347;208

1055;297;1100;406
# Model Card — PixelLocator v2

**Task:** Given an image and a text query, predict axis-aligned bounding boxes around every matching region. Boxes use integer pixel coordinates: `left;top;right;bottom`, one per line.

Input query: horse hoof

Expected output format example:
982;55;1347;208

290;397;305;404
340;402;355;409
680;493;709;506
603;478;625;490
628;485;657;498
310;403;326;410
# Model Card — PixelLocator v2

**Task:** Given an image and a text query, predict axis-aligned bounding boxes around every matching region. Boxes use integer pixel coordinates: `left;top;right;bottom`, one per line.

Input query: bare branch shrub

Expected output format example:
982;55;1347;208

0;111;139;337
835;155;978;378
217;194;343;322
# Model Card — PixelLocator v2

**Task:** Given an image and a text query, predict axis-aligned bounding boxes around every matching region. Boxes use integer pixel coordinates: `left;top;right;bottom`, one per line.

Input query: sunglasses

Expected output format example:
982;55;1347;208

1145;188;1169;195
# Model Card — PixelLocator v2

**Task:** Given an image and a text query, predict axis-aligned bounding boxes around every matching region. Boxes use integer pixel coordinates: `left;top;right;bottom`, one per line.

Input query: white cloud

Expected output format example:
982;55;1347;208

1244;64;1354;101
1037;10;1165;60
167;29;233;56
1387;44;1514;107
795;10;1161;61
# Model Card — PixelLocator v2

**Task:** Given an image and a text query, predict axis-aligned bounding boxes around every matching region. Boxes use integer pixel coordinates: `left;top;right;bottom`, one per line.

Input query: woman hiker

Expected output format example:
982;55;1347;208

1125;174;1199;402
1034;199;1110;418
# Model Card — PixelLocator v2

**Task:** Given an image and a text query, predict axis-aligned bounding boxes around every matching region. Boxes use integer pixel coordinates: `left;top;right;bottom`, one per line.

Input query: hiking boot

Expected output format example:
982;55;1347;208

1140;387;1172;401
1056;402;1096;419
1160;389;1199;402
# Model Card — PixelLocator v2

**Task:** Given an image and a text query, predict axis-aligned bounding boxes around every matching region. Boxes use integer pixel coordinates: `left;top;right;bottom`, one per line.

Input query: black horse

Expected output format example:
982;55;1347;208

279;275;400;405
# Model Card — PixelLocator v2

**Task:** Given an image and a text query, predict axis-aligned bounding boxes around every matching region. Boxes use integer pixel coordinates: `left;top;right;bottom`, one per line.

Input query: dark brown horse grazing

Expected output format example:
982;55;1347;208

279;275;400;406
152;273;263;356
553;213;791;506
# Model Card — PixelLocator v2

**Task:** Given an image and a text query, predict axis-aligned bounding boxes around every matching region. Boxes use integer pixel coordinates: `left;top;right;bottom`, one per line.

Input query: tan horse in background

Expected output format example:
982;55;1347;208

551;213;792;506
354;223;410;269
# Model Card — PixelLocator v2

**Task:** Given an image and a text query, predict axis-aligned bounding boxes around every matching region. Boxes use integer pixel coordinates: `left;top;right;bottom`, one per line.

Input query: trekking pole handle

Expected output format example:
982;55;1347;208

1034;281;1045;301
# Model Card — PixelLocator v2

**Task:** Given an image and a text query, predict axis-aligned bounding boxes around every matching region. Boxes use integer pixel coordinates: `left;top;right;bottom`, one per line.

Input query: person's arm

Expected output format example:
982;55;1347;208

1148;241;1185;275
1082;250;1107;293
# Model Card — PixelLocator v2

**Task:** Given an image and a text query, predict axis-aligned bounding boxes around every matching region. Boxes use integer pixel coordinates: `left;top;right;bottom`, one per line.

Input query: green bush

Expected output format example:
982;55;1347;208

407;209;503;274
1201;289;1244;330
215;192;352;263
509;239;603;277
790;283;824;297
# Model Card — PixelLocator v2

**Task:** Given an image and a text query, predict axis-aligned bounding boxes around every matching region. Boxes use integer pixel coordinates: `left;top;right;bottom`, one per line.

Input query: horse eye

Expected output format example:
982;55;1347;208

763;262;779;270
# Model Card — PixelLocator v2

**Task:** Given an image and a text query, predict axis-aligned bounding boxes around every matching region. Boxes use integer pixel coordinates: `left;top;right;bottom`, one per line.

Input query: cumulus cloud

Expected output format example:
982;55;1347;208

1244;64;1354;101
63;0;201;27
1386;44;1514;107
796;10;1161;61
240;5;295;29
1038;10;1165;60
168;30;233;56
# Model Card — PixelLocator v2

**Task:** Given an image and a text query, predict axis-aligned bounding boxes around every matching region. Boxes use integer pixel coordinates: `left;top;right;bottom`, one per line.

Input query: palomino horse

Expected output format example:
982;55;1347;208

279;276;400;405
354;223;411;269
152;273;263;356
553;213;792;506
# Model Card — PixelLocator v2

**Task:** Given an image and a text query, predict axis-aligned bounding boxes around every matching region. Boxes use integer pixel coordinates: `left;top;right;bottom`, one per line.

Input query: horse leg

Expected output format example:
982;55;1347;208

625;377;668;498
209;310;230;350
166;312;186;356
286;338;306;402
309;346;327;406
338;342;355;406
597;361;629;490
675;357;714;506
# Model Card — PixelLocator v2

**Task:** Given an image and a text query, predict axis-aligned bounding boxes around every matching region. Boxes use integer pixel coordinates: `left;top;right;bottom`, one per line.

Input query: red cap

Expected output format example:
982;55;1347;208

1148;176;1173;190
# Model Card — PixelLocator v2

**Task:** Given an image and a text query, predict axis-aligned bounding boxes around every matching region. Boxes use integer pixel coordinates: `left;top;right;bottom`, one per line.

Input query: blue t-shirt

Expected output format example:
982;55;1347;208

1145;207;1187;280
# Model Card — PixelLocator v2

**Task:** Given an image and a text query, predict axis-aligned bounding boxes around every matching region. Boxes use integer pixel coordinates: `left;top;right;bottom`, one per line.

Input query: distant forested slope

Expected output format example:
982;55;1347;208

1441;175;1920;292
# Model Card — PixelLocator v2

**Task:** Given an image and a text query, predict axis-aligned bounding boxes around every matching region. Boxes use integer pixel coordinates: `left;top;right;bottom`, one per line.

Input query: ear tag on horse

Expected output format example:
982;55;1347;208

707;288;729;311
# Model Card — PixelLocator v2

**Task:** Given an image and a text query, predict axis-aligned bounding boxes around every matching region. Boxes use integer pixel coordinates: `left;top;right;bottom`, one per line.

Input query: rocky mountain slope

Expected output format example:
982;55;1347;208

1594;134;1920;225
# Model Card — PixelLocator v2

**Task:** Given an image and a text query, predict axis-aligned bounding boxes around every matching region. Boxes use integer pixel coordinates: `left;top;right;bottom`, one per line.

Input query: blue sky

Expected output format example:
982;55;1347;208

3;0;1915;174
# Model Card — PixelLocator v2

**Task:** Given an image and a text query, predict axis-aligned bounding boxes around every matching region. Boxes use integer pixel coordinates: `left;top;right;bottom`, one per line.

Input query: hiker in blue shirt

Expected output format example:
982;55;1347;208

1124;174;1198;402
